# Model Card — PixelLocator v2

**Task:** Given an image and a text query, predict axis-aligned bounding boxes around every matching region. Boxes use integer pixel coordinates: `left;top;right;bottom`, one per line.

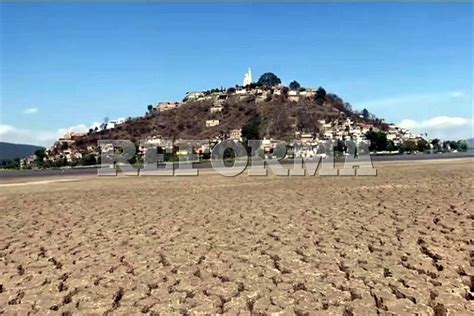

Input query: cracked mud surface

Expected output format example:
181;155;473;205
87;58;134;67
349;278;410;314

1;160;473;315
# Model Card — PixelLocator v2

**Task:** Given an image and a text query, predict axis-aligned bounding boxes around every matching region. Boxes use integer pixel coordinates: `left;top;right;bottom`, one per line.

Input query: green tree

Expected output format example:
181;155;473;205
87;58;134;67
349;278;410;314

241;115;262;141
80;154;97;166
334;140;346;155
387;140;398;152
447;140;459;150
147;104;154;113
457;140;468;151
365;131;388;152
247;83;257;90
0;158;21;169
400;140;418;153
289;80;301;91
431;138;441;151
314;87;327;105
256;72;281;87
416;138;430;152
362;108;370;120
34;148;47;162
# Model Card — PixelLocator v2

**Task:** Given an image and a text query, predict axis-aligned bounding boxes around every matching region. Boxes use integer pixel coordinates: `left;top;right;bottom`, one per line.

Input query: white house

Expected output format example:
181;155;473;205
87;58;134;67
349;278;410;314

186;92;204;101
206;120;220;127
210;105;223;113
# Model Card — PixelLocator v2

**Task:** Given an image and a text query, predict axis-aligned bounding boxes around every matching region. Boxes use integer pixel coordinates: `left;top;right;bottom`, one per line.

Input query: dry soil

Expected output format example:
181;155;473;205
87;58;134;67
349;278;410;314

0;159;473;315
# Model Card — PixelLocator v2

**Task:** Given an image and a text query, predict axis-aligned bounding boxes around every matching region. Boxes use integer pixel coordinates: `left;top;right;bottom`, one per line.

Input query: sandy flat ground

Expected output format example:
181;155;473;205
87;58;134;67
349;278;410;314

0;159;473;315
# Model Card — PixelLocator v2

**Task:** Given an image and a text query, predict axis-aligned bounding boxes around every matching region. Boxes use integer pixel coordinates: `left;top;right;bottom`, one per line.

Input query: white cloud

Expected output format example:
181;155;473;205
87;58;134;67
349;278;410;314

353;90;472;124
0;117;123;146
358;90;470;109
23;107;39;115
0;122;100;147
398;116;474;140
0;124;57;146
449;91;465;98
0;125;15;135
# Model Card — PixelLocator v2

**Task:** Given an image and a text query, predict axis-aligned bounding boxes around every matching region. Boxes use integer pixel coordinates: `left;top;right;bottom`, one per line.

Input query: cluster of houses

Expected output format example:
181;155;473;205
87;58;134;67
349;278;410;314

312;118;424;146
386;124;426;145
154;84;319;129
22;119;429;168
182;86;316;104
103;115;427;162
37;132;89;165
137;127;244;159
258;118;428;159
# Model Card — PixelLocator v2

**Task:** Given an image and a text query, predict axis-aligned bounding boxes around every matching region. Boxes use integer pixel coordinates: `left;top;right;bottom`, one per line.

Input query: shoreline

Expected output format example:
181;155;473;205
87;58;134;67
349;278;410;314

1;155;471;185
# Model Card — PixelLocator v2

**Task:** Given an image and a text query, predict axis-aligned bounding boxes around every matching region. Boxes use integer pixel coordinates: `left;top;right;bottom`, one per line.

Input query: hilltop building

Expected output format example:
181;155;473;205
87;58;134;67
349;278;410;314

157;102;181;112
243;68;253;86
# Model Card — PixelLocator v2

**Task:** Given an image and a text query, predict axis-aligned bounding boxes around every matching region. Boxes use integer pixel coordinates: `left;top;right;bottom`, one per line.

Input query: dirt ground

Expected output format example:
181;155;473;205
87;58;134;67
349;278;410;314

0;159;473;315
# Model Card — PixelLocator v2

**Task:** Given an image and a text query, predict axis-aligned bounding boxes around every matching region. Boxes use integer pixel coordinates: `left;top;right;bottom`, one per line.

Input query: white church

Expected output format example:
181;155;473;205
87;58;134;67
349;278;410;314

243;68;253;86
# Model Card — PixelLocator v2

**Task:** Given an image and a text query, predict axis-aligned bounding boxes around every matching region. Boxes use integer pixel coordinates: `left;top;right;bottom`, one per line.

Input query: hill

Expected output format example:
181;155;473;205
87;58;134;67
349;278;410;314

0;142;44;160
71;90;384;150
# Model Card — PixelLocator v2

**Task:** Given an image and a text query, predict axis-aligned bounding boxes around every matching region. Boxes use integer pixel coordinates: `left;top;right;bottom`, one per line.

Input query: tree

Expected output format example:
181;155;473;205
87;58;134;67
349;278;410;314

256;72;281;87
227;87;236;94
241;115;262;141
34;148;47;162
362;108;370;120
314;87;327;105
445;140;468;152
447;140;459;150
458;140;468;152
431;138;441;151
289;80;301;91
0;158;21;170
334;140;346;155
247;83;257;90
365;131;388;152
147;104;154;113
416;138;430;152
343;102;352;112
80;154;96;166
400;140;418;153
387;140;398;152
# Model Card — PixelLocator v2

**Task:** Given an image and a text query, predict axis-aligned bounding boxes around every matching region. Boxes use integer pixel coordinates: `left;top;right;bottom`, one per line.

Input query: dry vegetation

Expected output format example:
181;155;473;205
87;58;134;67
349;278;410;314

73;93;378;149
0;159;473;314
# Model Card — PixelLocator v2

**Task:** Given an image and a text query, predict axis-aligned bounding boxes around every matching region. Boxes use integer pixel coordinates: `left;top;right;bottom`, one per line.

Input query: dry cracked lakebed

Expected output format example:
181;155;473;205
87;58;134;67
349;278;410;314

0;159;473;315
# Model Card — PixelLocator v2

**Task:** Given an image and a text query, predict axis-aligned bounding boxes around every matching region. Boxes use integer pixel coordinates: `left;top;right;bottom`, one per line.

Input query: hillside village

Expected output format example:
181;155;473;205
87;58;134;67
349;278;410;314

20;70;467;168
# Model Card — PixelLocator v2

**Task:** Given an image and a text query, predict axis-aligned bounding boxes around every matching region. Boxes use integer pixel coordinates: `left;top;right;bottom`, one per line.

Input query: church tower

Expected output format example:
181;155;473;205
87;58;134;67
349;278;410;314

243;68;253;86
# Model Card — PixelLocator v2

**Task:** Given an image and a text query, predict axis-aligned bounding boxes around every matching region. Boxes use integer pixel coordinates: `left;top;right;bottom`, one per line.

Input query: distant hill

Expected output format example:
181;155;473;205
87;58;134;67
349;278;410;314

465;138;474;149
0;142;44;160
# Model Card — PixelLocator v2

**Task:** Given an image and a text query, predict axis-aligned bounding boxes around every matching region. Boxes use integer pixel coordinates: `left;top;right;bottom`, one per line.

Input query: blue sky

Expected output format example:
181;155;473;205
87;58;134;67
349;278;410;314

1;3;472;145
